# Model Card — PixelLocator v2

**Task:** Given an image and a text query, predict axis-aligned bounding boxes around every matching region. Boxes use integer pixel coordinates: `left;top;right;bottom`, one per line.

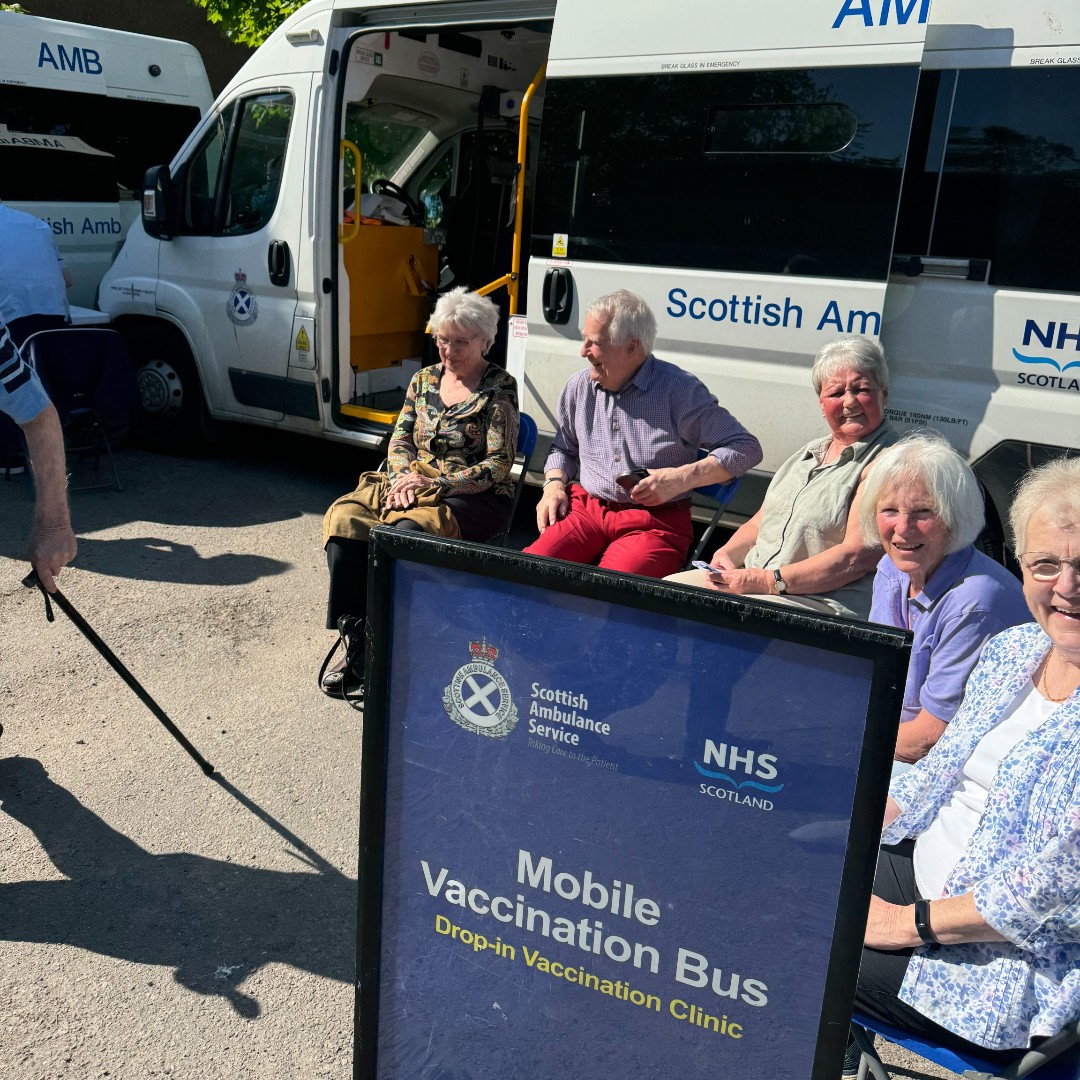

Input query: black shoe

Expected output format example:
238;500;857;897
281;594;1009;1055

320;657;364;698
842;1039;863;1080
318;616;365;701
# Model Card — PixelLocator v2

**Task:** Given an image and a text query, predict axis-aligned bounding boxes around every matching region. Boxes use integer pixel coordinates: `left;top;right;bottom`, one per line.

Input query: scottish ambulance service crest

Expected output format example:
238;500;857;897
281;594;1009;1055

443;639;518;738
227;270;259;326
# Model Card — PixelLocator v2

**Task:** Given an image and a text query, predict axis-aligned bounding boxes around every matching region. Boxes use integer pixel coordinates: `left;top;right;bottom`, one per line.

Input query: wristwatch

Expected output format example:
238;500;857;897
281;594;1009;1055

773;568;788;595
914;899;939;949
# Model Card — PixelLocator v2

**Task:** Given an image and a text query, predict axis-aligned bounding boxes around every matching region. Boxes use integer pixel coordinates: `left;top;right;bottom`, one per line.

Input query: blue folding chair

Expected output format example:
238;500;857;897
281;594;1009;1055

686;474;741;567
493;411;538;548
851;1012;1080;1080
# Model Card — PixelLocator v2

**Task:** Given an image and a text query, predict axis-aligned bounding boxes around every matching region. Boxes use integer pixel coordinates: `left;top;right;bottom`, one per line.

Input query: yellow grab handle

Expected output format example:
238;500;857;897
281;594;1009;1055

509;63;546;314
339;139;361;244
476;63;546;312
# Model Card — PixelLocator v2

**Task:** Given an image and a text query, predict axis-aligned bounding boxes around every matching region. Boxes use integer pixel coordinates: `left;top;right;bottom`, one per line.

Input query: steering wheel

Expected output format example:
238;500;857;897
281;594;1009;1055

371;178;423;225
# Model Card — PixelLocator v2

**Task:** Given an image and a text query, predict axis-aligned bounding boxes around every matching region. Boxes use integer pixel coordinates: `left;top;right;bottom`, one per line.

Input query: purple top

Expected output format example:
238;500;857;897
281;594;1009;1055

869;546;1032;724
543;355;762;502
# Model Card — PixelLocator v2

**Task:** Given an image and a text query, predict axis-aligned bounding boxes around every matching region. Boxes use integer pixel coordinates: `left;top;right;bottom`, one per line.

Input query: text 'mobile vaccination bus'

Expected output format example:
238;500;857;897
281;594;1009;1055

0;11;213;308
101;0;1080;555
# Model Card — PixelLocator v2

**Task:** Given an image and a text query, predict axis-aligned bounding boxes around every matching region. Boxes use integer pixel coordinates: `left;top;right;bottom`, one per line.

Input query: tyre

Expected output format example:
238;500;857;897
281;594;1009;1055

122;323;206;452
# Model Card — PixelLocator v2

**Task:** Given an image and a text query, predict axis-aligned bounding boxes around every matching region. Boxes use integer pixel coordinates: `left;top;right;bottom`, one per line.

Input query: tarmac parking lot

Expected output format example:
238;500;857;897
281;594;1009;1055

0;431;950;1080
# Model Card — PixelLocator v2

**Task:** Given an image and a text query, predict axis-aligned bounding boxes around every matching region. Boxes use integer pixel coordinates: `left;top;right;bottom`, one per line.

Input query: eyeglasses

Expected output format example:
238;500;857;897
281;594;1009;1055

434;335;476;351
1020;552;1080;582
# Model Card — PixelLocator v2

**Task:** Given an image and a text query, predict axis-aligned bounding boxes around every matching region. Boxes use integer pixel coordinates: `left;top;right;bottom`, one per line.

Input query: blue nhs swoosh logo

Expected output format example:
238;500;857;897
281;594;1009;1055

695;741;785;794
1013;349;1080;373
1016;319;1080;371
693;761;785;794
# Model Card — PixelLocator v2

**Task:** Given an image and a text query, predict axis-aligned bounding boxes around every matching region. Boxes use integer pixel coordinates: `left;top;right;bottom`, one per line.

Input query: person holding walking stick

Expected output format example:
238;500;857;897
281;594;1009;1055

0;317;76;592
9;317;212;774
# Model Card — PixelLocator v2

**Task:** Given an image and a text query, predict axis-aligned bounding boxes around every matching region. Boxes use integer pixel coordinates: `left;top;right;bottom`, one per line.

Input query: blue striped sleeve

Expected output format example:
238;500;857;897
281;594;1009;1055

0;321;50;425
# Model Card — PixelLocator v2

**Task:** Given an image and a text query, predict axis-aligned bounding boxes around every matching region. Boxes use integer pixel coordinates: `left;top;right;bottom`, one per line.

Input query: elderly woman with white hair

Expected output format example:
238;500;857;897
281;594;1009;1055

849;455;1080;1067
320;287;519;696
669;336;898;618
860;432;1030;765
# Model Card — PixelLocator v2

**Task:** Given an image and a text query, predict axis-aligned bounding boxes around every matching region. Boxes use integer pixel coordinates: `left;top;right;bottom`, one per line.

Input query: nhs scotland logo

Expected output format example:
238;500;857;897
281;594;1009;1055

1012;318;1080;393
695;741;784;812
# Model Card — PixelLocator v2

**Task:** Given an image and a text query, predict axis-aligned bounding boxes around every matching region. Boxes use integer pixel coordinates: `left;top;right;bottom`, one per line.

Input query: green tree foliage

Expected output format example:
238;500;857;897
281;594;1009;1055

190;0;304;47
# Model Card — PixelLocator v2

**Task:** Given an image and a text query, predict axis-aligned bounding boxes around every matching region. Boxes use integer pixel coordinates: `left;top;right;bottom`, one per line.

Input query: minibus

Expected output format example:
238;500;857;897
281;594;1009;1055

0;12;212;308
100;0;1080;552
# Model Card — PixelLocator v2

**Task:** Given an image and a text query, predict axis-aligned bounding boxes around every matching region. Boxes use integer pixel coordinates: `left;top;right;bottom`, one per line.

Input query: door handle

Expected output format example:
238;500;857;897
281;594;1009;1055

268;240;291;287
542;267;573;325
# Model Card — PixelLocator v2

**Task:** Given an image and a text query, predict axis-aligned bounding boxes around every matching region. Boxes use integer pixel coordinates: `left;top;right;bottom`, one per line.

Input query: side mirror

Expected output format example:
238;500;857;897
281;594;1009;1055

142;164;175;241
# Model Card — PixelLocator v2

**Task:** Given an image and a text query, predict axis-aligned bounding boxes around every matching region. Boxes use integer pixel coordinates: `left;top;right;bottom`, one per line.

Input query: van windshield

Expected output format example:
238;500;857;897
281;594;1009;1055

344;100;437;189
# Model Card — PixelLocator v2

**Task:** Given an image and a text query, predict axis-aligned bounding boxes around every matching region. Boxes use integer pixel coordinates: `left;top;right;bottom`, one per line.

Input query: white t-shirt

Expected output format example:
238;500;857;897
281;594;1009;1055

914;679;1059;899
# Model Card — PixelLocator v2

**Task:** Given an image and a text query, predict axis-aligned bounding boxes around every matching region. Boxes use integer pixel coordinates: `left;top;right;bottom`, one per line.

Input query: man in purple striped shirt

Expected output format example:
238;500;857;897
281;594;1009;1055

524;290;762;578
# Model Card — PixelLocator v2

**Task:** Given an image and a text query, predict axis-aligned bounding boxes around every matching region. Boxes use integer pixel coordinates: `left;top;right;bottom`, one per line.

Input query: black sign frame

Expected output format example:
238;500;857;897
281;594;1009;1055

356;529;909;1080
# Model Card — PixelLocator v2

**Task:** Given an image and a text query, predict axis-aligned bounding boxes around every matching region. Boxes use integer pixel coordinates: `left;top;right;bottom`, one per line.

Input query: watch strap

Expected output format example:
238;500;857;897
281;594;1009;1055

772;568;787;595
914;899;939;949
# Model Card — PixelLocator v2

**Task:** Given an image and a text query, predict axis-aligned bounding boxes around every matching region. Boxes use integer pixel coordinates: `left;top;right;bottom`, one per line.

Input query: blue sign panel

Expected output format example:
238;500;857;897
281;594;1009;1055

357;535;907;1080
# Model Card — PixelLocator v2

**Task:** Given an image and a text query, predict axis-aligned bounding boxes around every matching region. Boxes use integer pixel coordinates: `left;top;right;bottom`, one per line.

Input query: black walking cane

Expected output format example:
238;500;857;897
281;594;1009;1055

22;570;215;776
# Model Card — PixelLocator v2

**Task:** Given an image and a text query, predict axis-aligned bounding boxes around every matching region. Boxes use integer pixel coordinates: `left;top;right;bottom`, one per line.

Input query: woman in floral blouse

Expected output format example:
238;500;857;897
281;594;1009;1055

850;455;1080;1066
321;287;519;696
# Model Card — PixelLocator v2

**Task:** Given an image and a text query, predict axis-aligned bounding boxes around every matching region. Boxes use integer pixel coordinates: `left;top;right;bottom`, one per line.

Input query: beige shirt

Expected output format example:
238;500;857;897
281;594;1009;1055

743;422;899;618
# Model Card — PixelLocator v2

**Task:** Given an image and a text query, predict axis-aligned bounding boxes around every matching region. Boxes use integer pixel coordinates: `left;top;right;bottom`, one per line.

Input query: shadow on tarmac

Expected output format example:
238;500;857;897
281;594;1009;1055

0;756;355;1018
68;535;292;585
0;426;382;583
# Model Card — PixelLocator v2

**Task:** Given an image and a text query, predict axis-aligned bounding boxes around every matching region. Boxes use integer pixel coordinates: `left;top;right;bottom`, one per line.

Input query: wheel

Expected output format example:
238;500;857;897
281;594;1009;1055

121;323;205;452
371;178;424;225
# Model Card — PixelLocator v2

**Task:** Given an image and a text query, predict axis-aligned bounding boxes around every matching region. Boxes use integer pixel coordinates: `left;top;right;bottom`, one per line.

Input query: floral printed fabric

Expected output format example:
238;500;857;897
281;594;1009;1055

884;622;1080;1050
387;363;519;498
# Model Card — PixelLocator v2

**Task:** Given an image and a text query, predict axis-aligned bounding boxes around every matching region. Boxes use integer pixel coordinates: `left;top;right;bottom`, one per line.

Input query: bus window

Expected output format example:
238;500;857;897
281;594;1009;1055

0;84;199;202
183;92;294;236
344;98;438;192
416;143;456;227
184;105;233;234
222;93;293;234
111;97;203;199
531;66;918;280
928;67;1080;292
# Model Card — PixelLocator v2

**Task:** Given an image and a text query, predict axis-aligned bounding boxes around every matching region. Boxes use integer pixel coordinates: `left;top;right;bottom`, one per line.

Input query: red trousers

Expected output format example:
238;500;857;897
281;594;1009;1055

524;483;693;578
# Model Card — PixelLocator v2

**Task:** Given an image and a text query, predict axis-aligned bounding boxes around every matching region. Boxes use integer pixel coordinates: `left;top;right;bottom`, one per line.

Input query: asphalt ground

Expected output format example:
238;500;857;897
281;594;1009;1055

0;429;954;1079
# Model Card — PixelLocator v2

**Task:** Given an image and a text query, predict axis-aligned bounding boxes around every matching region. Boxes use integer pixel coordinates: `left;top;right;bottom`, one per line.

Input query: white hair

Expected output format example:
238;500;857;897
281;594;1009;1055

1009;456;1080;555
859;431;985;551
811;337;889;394
586;290;657;356
429;288;500;351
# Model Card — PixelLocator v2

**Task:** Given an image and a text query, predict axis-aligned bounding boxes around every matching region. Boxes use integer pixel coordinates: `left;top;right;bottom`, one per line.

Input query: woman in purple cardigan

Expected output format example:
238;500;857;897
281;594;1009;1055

860;431;1030;767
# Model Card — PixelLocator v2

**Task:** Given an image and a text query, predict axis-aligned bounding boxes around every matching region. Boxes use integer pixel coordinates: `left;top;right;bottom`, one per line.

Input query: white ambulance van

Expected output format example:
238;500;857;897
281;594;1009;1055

0;12;212;308
99;0;1080;554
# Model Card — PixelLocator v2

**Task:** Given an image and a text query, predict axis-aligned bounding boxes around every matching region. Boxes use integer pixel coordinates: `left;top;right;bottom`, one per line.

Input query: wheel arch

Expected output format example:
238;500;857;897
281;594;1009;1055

114;315;214;451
